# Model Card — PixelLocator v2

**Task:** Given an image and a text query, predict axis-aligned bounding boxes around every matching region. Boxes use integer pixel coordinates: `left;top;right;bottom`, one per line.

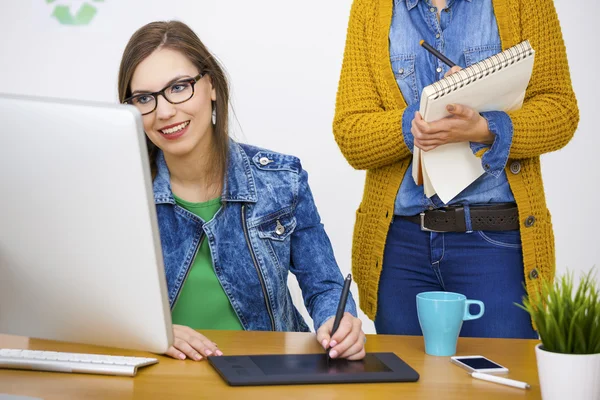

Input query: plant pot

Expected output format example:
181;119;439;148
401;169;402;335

535;343;600;400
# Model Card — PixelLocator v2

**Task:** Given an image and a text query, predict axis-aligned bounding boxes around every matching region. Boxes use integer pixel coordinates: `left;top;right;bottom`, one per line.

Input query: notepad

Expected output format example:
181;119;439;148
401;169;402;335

412;40;535;203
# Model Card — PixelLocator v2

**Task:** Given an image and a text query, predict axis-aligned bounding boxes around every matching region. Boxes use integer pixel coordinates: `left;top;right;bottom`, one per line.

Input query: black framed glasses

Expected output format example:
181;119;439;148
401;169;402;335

123;73;205;115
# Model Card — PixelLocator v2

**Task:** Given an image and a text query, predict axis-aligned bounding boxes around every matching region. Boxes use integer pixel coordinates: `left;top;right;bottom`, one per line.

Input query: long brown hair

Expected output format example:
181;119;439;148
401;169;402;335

118;20;229;184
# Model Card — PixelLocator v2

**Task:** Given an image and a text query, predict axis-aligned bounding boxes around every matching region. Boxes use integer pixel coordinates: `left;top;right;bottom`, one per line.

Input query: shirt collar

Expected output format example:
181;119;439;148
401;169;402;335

153;139;258;205
406;0;471;11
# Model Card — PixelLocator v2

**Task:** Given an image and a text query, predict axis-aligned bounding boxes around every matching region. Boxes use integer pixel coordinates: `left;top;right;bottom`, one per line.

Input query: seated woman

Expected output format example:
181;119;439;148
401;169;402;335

117;20;365;361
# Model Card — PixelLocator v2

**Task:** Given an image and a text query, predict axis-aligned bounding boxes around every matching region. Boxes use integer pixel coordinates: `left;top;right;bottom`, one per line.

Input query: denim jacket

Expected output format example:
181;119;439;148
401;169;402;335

153;140;357;332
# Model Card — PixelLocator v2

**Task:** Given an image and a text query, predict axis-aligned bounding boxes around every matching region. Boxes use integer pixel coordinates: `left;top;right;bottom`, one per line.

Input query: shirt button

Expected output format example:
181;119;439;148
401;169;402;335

436;67;442;73
398;68;404;74
430;7;436;12
436;33;441;39
510;161;521;174
525;215;536;227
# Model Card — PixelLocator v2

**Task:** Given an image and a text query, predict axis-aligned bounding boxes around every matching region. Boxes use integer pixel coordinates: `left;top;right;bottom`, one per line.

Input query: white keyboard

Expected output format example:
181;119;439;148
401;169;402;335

0;349;158;376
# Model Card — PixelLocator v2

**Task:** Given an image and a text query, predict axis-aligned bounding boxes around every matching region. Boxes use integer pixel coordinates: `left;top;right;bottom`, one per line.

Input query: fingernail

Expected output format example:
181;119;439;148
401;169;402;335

447;104;455;111
216;350;224;356
179;353;186;360
329;350;338;359
329;340;337;348
205;350;213;356
322;339;328;349
194;353;203;361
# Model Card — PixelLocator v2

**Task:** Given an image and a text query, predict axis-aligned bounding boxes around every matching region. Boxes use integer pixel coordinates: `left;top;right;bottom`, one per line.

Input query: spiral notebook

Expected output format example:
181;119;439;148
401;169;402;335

412;40;535;203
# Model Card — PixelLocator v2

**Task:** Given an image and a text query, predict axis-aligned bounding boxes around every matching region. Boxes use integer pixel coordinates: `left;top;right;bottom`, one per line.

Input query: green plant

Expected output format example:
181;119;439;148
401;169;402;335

517;269;600;354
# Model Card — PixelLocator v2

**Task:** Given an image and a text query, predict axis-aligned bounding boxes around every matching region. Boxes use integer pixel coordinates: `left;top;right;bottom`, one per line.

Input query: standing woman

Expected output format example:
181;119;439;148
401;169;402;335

333;0;578;338
118;21;366;360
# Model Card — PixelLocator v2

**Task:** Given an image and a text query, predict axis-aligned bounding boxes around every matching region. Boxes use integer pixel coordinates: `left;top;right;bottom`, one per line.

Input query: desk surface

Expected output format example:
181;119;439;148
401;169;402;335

0;331;541;399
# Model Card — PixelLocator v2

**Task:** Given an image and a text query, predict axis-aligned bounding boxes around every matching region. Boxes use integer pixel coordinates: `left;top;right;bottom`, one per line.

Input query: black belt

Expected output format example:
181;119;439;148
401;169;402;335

399;203;519;232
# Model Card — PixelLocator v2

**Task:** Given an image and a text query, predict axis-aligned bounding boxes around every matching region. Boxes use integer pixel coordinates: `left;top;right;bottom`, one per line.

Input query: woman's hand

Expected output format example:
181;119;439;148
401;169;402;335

316;312;366;360
412;66;494;152
444;65;463;78
165;324;224;361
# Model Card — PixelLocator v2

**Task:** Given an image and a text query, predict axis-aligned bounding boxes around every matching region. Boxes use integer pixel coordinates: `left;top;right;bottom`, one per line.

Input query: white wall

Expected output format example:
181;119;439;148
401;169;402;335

542;2;599;285
0;1;596;334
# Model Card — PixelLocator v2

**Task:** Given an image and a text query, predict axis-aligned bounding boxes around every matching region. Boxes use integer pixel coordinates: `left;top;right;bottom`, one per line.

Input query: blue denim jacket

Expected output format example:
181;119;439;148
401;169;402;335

153;140;357;332
390;0;515;216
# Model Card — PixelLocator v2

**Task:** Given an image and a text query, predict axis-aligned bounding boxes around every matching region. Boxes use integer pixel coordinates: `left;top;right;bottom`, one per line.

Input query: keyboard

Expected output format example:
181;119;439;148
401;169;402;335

0;348;158;376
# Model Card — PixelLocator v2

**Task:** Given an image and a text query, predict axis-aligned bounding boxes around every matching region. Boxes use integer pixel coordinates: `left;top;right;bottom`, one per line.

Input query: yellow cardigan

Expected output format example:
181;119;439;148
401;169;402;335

333;0;579;320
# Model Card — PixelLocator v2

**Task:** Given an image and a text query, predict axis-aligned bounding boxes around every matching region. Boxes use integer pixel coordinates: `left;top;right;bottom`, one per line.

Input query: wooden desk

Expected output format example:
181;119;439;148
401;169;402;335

0;331;541;399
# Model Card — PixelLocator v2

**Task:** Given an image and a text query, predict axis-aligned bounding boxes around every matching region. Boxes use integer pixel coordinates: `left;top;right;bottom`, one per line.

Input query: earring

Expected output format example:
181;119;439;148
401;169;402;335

212;107;217;125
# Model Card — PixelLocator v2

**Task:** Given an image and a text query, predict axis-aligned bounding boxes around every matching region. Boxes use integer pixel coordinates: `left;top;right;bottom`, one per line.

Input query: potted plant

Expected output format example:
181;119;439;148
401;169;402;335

517;269;600;400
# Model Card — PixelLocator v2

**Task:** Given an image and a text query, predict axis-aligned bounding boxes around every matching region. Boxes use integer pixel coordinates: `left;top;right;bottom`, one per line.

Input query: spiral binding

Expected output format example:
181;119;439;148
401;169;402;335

431;40;534;100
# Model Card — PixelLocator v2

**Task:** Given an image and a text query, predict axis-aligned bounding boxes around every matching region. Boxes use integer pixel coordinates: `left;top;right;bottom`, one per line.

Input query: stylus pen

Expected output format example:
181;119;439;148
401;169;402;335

470;372;530;390
419;39;457;68
328;274;352;358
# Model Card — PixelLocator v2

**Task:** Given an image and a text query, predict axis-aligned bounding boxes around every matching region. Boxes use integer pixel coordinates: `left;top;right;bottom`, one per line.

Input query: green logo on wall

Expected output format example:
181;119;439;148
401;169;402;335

47;0;104;26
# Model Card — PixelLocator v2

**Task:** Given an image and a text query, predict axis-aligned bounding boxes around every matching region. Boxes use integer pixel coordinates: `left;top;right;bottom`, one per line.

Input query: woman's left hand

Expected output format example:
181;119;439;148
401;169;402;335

412;66;495;152
316;312;366;360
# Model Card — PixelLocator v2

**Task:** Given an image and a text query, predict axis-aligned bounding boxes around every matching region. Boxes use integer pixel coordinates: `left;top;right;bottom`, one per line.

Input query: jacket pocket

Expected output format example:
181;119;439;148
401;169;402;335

391;54;418;103
257;211;296;242
463;44;502;67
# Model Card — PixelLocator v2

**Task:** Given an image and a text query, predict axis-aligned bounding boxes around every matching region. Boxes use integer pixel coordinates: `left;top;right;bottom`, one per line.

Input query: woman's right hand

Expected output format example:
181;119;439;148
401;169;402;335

165;324;223;361
444;65;462;78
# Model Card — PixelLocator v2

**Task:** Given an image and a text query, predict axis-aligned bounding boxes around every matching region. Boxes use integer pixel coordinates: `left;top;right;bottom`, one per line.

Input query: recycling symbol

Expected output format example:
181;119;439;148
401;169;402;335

47;0;104;26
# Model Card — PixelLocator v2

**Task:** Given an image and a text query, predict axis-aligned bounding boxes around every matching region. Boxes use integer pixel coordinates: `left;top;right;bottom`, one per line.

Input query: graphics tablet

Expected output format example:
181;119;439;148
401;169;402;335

208;353;419;386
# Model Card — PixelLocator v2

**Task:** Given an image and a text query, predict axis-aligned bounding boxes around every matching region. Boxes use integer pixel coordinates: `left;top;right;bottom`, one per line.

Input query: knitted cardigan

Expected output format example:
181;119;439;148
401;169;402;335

333;0;579;321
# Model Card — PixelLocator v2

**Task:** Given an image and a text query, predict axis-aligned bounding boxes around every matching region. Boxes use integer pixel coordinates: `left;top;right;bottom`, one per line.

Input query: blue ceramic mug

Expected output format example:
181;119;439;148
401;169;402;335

416;291;485;356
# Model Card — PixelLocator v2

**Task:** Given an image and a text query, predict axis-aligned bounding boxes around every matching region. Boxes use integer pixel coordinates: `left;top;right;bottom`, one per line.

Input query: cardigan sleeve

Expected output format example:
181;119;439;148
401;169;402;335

332;0;412;170
506;0;579;159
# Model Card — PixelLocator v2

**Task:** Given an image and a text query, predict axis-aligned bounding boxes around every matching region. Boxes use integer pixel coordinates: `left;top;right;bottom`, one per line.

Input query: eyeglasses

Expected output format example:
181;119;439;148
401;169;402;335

123;73;205;115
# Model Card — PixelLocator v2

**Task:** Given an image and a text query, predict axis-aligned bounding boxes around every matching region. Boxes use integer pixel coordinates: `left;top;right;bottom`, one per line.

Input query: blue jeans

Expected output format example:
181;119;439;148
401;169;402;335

375;217;537;339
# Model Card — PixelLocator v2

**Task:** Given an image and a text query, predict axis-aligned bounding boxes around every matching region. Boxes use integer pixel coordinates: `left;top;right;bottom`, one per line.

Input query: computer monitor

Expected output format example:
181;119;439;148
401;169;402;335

0;93;173;353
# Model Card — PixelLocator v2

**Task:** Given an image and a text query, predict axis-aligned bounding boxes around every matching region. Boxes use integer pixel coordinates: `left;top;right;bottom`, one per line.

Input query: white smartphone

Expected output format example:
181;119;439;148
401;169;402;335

450;355;509;374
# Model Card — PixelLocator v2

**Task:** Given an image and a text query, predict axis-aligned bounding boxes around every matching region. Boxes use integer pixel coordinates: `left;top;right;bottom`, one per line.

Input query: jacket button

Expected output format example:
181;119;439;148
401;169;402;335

275;220;285;235
259;157;272;166
510;161;521;174
529;269;539;280
525;215;536;227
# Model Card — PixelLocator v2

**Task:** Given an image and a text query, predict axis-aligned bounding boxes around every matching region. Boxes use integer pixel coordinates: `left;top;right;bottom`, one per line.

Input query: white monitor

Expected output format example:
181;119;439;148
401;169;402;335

0;93;173;353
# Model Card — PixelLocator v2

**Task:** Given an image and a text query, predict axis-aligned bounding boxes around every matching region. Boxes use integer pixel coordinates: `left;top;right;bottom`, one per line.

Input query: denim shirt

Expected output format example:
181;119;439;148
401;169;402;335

391;0;515;216
153;140;357;332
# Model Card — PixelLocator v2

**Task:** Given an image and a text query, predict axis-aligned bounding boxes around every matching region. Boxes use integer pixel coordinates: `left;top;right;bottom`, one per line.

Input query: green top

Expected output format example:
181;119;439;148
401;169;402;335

171;195;243;330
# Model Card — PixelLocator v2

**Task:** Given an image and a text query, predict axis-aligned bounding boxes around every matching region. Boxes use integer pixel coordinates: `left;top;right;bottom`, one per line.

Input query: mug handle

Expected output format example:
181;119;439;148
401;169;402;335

463;300;485;321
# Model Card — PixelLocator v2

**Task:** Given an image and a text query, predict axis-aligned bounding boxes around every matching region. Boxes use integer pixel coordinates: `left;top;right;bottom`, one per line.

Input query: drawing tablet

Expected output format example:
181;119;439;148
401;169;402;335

208;353;419;386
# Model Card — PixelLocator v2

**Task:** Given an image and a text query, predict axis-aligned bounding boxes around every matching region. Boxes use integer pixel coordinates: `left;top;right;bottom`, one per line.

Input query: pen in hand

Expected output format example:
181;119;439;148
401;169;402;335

327;273;352;359
420;39;457;68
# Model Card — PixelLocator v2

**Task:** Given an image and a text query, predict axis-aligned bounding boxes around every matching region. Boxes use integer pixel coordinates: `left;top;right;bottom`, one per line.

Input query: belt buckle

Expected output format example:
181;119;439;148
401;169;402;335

420;212;445;233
